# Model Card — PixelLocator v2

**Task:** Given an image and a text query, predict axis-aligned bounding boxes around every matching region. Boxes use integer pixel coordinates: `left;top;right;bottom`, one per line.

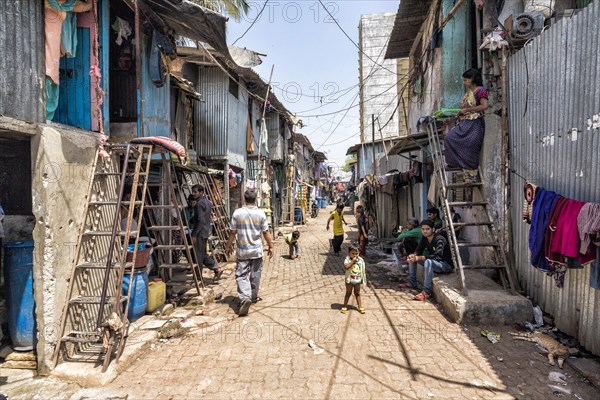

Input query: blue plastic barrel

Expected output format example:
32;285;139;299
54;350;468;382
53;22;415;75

3;241;36;351
294;207;303;222
122;269;148;321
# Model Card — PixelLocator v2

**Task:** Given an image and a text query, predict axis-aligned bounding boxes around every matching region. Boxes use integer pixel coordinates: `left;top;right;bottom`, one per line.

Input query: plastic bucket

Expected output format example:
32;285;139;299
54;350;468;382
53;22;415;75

122;269;148;321
3;241;36;351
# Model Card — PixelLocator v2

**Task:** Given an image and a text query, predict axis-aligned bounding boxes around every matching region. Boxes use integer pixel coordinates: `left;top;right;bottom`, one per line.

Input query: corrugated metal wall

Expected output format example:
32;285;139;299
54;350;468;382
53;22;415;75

508;1;600;355
140;32;171;136
227;84;248;169
0;0;44;122
267;113;284;161
195;66;228;157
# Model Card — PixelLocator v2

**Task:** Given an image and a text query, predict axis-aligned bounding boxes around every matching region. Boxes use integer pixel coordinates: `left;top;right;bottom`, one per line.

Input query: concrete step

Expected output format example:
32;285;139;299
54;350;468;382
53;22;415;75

413;269;532;325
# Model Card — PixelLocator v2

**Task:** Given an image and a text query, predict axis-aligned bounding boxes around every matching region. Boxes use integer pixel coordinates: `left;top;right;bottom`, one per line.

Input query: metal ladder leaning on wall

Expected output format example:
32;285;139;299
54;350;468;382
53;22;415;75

425;119;519;296
142;151;203;295
177;165;230;263
199;170;231;262
53;143;153;372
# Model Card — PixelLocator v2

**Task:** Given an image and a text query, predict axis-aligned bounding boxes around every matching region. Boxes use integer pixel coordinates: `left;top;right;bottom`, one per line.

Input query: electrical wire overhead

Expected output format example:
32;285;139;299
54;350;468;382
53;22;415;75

232;0;270;45
317;0;399;76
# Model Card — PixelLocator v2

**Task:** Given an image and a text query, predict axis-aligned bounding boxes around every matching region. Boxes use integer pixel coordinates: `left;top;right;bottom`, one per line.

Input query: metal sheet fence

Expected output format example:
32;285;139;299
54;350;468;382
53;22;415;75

508;1;600;355
195;66;229;157
0;0;45;122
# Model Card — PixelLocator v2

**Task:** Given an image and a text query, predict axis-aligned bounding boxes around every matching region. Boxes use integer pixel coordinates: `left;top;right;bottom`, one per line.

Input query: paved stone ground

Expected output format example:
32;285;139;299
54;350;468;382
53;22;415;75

3;206;600;399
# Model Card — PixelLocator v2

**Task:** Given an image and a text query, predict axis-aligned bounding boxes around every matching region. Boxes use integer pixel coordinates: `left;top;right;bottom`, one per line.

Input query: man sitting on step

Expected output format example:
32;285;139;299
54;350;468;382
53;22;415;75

399;220;454;301
427;207;444;231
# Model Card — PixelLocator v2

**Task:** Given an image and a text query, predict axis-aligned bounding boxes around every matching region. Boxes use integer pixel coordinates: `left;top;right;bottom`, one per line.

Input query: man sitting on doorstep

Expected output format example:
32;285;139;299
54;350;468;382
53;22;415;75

399;220;454;301
427;207;444;230
397;217;422;256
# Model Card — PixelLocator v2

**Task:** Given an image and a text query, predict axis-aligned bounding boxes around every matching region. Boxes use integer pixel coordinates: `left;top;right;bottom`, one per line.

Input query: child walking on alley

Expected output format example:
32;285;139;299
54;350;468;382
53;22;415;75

327;204;347;255
285;230;301;259
341;246;366;314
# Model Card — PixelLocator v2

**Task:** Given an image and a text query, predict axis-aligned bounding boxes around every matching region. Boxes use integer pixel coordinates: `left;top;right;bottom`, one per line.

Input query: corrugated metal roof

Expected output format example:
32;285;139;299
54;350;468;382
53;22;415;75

387;132;429;155
0;0;44;122
138;0;229;56
508;0;600;356
346;144;361;155
385;0;433;60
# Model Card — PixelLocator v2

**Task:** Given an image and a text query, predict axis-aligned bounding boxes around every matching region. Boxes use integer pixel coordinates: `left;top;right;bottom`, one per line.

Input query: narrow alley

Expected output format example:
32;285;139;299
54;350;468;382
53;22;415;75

5;207;589;400
1;1;600;399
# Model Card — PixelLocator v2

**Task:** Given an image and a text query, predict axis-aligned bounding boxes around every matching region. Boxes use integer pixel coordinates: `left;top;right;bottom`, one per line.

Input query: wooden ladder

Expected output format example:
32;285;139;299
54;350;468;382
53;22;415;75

280;187;295;225
177;165;230;263
425;119;519;296
52;143;153;372
142;151;203;295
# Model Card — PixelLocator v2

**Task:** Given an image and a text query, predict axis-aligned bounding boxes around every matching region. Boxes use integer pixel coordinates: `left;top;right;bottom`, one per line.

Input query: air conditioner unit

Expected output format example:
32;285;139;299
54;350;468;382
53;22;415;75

512;12;545;40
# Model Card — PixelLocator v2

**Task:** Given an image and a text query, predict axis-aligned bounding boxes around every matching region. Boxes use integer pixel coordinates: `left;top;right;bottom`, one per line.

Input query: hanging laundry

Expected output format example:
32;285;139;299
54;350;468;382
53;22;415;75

528;188;560;272
546;198;596;287
261;181;271;195
61;11;78;58
245;180;256;191
44;0;92;118
543;196;568;284
382;174;395;195
591;245;600;290
577;202;600;255
522;181;538;224
408;160;423;184
149;29;176;87
112;16;132;46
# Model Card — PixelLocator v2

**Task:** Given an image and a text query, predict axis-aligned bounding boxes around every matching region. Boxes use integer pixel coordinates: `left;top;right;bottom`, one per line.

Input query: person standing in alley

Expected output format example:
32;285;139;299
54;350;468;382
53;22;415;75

341;246;366;314
356;205;368;257
192;185;223;280
327;203;348;255
226;190;274;316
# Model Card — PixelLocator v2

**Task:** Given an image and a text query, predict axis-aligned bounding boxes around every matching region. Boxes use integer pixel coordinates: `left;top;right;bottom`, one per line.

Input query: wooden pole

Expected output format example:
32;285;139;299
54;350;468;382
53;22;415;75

438;0;466;32
371;114;376;176
257;65;275;207
135;0;143;137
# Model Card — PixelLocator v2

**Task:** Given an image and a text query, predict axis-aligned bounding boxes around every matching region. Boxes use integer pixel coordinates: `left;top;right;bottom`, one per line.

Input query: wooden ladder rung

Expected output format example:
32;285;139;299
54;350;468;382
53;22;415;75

457;242;499;247
82;230;138;236
447;182;483;188
69;296;127;305
447;201;488;207
158;263;198;269
453;222;493;227
89;200;143;206
154;245;189;250
75;262;133;270
146;226;188;231
461;264;505;270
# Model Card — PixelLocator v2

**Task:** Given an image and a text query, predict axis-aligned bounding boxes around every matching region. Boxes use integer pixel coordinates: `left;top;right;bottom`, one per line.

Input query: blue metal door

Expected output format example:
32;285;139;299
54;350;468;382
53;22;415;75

54;27;91;130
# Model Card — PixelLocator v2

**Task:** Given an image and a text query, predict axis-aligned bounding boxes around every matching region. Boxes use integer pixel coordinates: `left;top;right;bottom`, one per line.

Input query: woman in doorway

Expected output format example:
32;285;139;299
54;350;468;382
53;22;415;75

444;69;489;182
